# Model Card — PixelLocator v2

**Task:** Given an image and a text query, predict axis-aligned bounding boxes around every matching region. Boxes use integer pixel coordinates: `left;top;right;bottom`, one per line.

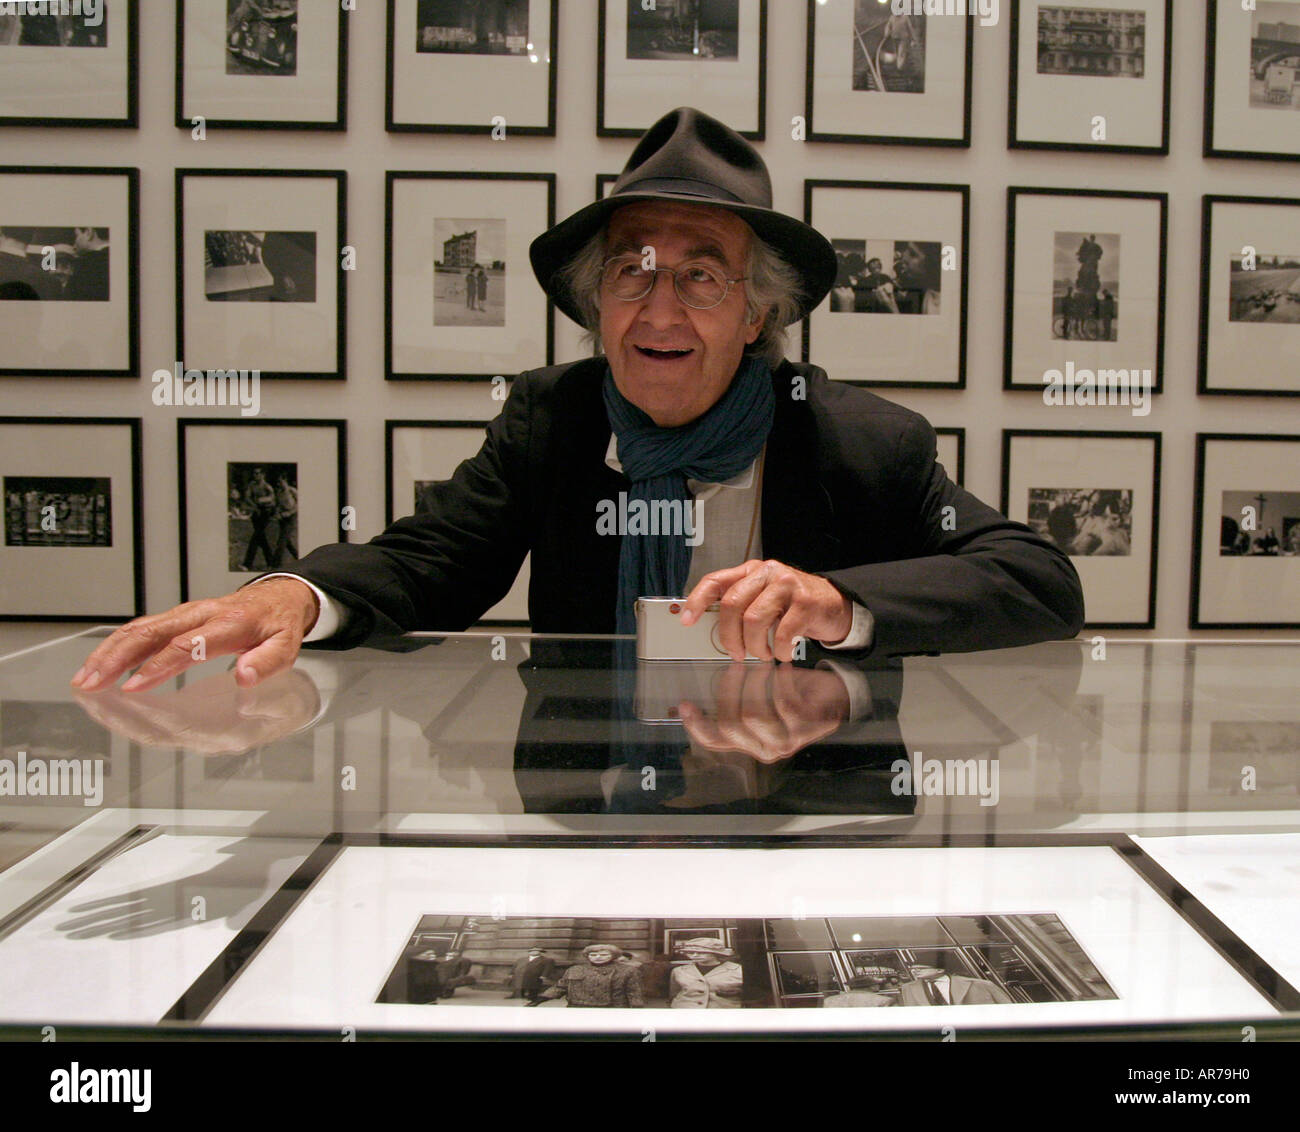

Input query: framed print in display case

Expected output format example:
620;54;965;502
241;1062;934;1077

177;419;346;602
1198;195;1300;397
0;417;142;620
598;0;766;139
804;0;973;147
1004;188;1166;394
387;0;557;134
175;169;346;381
1192;434;1300;629
385;421;529;624
0;166;138;378
1009;0;1171;154
935;427;965;488
176;0;348;130
0;0;137;127
1205;0;1300;162
386;172;554;381
1002;430;1161;629
803;180;968;388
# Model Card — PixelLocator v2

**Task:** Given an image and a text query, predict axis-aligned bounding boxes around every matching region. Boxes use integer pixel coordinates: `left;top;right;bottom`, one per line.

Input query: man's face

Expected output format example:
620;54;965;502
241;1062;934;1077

587;948;614;966
600;202;764;428
909;964;945;981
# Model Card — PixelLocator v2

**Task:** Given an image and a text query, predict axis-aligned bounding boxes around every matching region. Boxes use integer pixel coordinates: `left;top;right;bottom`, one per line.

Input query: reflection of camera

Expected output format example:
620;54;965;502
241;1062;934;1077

634;597;764;661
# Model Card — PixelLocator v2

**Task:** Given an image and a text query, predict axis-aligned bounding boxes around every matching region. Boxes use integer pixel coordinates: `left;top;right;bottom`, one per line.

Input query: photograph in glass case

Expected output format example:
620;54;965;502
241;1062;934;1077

387;0;556;133
804;0;971;146
0;0;136;127
1009;0;1170;152
176;0;346;130
1206;0;1300;161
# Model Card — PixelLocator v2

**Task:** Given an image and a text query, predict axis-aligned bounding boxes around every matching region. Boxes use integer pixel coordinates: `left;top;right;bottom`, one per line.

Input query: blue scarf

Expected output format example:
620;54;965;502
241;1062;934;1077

603;355;775;634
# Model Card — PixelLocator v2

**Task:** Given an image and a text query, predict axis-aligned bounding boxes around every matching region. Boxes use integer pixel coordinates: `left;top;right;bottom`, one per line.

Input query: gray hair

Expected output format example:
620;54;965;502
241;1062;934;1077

554;220;804;369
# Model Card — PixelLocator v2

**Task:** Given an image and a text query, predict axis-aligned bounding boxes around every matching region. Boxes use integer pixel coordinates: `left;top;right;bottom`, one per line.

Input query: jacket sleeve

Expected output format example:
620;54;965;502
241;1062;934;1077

287;375;534;649
820;416;1085;657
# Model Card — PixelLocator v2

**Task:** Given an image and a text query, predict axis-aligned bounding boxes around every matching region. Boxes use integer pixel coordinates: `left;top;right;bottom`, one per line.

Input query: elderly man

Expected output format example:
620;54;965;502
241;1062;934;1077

73;107;1082;695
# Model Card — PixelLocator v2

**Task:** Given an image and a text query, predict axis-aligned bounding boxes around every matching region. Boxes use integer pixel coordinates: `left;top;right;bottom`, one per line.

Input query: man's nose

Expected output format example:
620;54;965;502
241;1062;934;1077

638;269;687;323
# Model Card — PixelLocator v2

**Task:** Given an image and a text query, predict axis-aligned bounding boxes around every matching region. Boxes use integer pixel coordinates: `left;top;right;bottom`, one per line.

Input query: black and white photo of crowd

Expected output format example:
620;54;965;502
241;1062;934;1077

0;227;110;302
226;0;296;75
1249;3;1300;110
626;0;739;62
1052;231;1119;341
4;475;111;548
416;0;529;55
1220;490;1300;556
1037;5;1145;78
1028;488;1133;557
433;218;506;327
852;0;925;93
0;3;107;47
1228;253;1300;323
204;230;316;303
830;238;942;314
227;462;297;572
376;912;1116;1009
1209;721;1300;796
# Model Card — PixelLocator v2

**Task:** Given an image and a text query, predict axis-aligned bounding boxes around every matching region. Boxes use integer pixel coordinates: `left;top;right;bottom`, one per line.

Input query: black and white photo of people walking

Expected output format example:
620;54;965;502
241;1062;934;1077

228;462;298;572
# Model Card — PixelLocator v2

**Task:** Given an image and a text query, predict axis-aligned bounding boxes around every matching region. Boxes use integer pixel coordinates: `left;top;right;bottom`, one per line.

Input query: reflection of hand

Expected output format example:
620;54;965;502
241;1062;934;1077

73;667;319;755
676;662;850;764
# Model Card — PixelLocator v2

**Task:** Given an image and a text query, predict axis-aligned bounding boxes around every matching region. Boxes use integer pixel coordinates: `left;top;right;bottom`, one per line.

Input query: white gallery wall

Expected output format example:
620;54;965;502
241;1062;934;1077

1;0;1298;639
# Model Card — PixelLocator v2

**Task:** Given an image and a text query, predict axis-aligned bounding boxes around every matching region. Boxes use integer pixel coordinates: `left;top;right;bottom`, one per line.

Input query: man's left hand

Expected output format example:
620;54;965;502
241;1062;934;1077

681;559;852;662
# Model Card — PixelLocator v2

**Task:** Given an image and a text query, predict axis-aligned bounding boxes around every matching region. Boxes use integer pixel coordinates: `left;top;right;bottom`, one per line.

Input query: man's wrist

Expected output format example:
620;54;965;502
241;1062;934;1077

247;574;321;636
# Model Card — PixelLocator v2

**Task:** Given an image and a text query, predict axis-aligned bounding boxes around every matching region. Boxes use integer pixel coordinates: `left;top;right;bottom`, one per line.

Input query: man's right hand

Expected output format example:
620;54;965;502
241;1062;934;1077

70;577;321;694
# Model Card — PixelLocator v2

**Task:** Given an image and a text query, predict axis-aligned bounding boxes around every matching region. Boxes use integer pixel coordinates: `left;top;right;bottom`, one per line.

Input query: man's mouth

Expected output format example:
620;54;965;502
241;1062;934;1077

635;345;693;360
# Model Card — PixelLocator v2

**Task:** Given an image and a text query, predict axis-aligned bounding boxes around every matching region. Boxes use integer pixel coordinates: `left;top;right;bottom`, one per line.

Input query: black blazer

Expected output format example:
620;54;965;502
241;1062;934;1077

292;358;1084;656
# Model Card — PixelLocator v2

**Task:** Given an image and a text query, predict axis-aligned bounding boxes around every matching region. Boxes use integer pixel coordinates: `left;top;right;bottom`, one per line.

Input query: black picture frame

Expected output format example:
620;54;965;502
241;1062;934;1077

595;172;618;200
1008;0;1172;155
0;416;143;621
0;165;139;378
177;418;347;603
1191;433;1300;629
1204;0;1300;163
802;179;969;389
384;419;529;625
386;0;558;135
597;0;766;139
175;168;347;381
1002;429;1161;630
934;426;965;488
175;0;349;132
385;170;555;381
803;0;973;148
0;0;138;128
1003;186;1168;394
1198;194;1300;398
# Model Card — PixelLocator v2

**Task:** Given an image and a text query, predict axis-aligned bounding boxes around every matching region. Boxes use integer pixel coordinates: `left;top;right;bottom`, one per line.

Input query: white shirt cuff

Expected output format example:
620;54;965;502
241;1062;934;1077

250;573;344;642
818;601;874;651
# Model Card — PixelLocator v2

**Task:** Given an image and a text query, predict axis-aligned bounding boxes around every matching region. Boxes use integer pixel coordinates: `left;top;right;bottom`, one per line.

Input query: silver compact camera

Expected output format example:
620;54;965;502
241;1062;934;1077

634;596;764;661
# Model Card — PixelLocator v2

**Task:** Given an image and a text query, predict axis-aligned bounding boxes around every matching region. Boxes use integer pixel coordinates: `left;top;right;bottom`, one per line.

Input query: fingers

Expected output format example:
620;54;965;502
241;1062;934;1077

72;602;218;691
231;628;304;689
681;560;766;627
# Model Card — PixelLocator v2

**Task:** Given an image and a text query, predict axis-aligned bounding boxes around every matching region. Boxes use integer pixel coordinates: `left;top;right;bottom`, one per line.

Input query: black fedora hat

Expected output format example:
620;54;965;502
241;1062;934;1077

529;107;837;329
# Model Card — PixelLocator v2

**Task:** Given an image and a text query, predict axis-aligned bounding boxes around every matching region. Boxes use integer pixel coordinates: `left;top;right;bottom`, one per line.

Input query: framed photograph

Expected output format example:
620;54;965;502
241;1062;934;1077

935;427;965;488
176;0;348;130
385;421;529;623
0;417;142;620
1192;433;1300;628
0;167;138;378
1004;188;1167;394
1009;0;1172;154
177;418;346;602
596;172;618;200
1002;430;1161;629
0;0;137;128
598;0;766;139
803;180;968;388
804;0;973;147
194;838;1286;1031
176;169;346;381
1205;0;1300;162
387;0;557;134
1198;195;1300;397
386;172;554;381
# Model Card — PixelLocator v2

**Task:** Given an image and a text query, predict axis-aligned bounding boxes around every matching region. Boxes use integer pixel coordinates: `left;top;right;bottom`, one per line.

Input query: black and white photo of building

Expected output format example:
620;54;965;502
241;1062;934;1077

3;475;111;548
1250;3;1300;110
1037;5;1145;78
415;0;529;56
626;0;739;62
432;218;506;327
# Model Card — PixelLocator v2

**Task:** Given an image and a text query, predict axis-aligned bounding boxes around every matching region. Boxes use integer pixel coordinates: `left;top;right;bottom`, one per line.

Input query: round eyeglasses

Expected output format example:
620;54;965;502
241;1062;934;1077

600;254;746;310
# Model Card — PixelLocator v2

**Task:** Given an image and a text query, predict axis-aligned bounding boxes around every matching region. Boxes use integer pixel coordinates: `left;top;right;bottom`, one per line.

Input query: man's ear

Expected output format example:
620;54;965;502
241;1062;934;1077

745;305;769;345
